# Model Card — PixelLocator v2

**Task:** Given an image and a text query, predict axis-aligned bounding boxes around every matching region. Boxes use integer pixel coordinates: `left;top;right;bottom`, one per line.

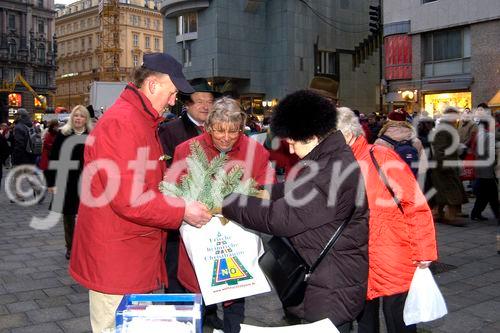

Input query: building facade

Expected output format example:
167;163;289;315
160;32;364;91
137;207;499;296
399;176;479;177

0;0;57;123
161;0;380;114
55;0;163;110
383;0;500;115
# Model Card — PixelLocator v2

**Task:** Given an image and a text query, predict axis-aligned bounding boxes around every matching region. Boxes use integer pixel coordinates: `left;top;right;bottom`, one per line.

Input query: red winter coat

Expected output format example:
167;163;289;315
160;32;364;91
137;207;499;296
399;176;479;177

39;130;57;170
168;132;276;292
69;83;186;295
351;136;437;300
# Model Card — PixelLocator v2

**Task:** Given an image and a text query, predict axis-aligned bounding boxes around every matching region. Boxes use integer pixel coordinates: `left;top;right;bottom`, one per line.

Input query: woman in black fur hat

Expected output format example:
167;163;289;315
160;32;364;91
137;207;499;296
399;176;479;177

222;90;369;332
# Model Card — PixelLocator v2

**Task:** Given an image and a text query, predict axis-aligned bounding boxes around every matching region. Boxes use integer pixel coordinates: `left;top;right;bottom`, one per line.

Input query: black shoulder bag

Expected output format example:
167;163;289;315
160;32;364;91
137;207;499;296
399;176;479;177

369;146;404;214
258;211;352;307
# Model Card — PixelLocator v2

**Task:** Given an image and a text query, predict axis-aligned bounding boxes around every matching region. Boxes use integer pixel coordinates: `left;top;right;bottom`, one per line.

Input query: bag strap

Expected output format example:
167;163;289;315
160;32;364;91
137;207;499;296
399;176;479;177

369;146;404;215
306;206;355;279
380;134;398;146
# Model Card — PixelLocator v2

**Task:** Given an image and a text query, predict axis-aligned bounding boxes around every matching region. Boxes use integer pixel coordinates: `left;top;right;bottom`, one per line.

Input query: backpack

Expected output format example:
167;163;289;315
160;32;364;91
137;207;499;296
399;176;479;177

380;135;419;175
25;125;43;155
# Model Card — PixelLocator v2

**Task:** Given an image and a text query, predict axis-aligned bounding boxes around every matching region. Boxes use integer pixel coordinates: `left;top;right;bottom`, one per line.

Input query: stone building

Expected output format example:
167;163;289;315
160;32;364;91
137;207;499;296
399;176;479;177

0;0;57;123
160;0;380;114
55;0;163;109
383;0;500;115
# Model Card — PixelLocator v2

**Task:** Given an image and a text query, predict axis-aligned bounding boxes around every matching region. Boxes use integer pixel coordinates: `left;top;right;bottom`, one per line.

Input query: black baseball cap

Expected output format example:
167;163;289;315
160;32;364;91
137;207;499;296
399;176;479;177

142;53;194;94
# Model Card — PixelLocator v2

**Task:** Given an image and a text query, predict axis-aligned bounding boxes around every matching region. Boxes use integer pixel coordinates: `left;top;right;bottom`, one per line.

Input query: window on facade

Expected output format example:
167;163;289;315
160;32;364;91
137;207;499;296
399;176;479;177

34;71;48;86
145;36;150;48
37;0;44;8
145;17;150;28
8;15;15;30
8;40;16;57
177;13;197;35
81;38;85;50
133;55;139;67
423;27;470;77
154;19;159;30
88;36;92;49
81;19;86;29
38;44;46;62
154;37;159;50
133;34;139;47
317;51;337;76
38;19;45;34
182;42;192;67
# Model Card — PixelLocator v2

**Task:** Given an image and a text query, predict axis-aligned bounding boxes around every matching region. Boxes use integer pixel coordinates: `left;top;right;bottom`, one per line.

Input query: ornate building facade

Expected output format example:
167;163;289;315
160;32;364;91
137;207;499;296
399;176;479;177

0;0;57;123
55;0;163;110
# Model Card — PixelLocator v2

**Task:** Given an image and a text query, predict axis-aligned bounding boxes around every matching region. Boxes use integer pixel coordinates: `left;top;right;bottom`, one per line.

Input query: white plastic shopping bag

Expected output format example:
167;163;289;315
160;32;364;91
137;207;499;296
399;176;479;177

403;267;448;325
240;318;339;333
180;216;271;305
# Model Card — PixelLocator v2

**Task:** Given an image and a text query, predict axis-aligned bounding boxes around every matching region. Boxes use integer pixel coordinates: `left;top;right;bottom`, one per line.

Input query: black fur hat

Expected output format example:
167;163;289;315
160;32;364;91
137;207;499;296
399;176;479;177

271;90;337;141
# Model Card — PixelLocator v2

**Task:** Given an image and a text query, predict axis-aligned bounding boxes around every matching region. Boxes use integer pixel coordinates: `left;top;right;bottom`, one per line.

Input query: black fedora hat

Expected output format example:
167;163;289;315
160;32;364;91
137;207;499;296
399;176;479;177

180;78;221;101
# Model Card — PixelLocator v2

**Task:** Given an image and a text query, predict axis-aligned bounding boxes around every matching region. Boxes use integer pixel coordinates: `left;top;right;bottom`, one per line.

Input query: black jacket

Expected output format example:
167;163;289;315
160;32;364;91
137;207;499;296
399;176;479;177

46;130;87;215
12;116;35;165
223;131;369;326
158;112;201;166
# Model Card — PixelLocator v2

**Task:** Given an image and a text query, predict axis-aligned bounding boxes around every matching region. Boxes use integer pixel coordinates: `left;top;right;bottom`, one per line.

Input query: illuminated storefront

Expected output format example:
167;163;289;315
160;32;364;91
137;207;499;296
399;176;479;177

8;93;22;107
424;91;471;116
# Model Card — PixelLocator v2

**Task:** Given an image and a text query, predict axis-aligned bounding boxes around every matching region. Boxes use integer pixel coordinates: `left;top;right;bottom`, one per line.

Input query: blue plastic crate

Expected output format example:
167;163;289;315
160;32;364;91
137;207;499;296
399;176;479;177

115;294;202;333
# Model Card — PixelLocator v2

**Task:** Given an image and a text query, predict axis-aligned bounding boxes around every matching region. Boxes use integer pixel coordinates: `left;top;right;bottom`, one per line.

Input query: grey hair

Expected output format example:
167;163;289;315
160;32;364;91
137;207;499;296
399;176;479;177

60;105;93;136
206;97;247;130
336;107;364;138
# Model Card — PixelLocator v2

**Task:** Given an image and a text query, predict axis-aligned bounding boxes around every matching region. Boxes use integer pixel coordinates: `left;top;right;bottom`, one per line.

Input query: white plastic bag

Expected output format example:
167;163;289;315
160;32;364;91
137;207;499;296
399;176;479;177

180;216;271;305
403;267;448;325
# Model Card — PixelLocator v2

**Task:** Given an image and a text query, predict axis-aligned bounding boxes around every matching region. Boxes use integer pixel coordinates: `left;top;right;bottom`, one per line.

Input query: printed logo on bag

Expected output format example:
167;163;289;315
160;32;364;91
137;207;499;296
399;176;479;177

209;232;253;286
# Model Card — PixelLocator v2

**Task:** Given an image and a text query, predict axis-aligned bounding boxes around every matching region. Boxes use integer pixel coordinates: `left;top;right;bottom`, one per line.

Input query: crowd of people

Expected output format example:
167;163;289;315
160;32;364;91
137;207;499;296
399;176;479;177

0;52;498;333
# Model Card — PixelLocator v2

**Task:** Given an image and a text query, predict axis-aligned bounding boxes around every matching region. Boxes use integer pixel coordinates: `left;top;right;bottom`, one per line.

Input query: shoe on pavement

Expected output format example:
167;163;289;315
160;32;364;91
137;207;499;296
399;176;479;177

470;214;488;221
436;217;466;227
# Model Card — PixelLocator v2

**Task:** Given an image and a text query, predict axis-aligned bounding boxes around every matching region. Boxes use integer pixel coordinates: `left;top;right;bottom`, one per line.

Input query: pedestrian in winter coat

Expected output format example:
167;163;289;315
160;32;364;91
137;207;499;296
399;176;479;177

12;109;36;166
0;124;9;187
68;53;212;333
336;107;438;333
222;90;369;333
39;119;59;172
168;97;276;333
431;107;468;225
45;106;91;260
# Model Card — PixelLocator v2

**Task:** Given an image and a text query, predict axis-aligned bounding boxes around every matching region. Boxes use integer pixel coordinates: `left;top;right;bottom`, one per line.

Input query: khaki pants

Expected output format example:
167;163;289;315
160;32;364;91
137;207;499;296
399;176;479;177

89;290;123;333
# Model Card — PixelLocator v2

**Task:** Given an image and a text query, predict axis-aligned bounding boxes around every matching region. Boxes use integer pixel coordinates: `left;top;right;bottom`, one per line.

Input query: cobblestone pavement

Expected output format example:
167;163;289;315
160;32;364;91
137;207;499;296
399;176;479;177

0;172;499;332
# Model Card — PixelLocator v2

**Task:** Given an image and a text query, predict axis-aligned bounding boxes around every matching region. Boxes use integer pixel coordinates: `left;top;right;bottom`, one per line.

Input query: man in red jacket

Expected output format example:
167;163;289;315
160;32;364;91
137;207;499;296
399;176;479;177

69;53;212;333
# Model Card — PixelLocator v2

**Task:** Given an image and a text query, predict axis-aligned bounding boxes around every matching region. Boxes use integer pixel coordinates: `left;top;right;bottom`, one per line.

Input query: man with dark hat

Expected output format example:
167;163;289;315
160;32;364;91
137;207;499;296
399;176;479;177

158;77;224;329
69;53;212;333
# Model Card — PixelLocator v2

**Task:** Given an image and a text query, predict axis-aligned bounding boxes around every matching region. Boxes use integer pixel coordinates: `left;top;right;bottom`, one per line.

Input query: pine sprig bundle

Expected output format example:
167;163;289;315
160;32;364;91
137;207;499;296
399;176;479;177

159;141;259;210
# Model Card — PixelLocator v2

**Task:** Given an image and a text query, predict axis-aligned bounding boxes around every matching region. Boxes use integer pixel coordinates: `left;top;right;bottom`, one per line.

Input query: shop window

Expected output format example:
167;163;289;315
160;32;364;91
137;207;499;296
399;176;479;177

177;12;197;36
423;27;470;77
424;92;471;116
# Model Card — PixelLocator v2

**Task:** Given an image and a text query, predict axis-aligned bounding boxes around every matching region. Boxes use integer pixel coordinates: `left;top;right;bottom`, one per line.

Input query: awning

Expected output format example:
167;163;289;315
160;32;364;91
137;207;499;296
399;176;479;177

488;90;500;107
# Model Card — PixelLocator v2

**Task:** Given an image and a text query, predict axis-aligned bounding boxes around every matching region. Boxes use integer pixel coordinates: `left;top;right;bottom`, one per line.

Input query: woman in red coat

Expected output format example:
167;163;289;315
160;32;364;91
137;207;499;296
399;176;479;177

336;107;438;333
39;119;59;172
168;97;276;333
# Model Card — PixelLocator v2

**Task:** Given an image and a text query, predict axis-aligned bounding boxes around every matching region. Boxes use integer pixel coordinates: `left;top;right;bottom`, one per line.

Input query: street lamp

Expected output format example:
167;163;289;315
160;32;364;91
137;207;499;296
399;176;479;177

61;72;79;110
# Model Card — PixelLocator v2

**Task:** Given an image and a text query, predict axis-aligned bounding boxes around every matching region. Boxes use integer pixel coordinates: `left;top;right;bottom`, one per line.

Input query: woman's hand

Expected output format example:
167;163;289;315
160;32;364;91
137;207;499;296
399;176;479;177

413;260;432;269
48;187;57;194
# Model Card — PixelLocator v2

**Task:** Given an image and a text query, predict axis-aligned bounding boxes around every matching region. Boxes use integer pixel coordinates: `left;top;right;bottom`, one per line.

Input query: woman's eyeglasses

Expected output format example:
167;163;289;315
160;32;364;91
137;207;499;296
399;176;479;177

210;128;242;138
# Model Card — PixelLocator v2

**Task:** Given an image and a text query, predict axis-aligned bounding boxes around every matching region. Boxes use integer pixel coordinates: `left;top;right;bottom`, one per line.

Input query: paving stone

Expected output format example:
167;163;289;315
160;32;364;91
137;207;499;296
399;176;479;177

4;277;61;293
12;268;39;276
0;262;26;270
57;316;91;333
0;294;17;305
25;306;74;324
11;322;64;333
16;290;48;302
0;306;8;316
6;301;39;314
0;313;30;330
43;286;74;297
461;300;500;320
1;254;34;262
31;271;58;280
66;293;89;304
66;302;89;317
35;296;70;309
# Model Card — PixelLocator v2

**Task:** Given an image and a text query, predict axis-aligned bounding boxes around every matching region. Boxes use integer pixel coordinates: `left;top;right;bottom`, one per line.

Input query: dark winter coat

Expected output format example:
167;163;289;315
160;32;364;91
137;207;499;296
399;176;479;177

158;112;201;165
222;131;369;326
12;116;36;165
45;130;87;215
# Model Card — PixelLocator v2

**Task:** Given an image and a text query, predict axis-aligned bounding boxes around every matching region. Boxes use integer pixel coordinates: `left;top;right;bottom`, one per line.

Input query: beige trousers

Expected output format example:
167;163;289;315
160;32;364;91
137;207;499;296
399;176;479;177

89;290;124;333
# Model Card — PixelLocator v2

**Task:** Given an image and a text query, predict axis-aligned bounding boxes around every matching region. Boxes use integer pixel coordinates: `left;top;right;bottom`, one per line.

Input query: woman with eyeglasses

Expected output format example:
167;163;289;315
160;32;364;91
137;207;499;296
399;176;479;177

167;96;276;333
